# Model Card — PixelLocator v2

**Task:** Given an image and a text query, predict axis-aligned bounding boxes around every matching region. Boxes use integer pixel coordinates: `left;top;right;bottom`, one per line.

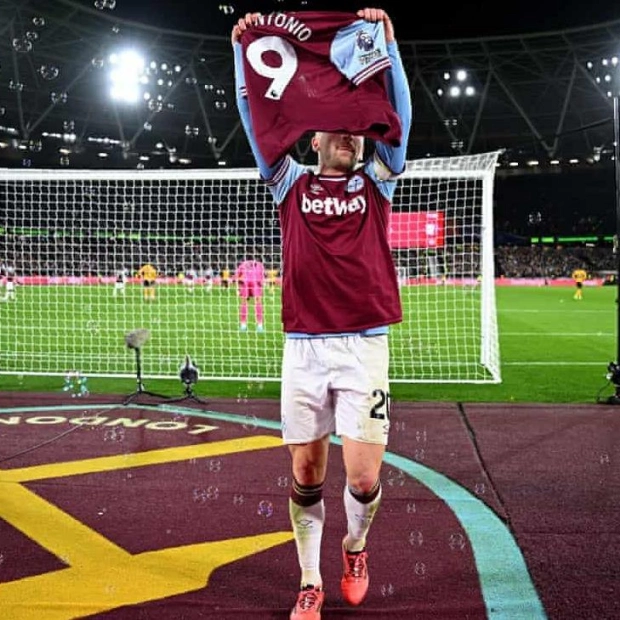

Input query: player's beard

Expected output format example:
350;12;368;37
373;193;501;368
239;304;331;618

330;147;357;171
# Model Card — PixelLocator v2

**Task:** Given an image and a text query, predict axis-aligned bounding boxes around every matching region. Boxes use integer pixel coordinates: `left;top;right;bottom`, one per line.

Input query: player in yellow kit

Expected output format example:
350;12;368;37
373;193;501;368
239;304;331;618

137;263;157;301
267;267;278;294
572;268;587;300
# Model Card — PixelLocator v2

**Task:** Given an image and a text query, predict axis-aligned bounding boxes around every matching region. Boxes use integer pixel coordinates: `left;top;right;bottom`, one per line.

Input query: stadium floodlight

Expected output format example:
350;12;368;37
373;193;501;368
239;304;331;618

586;56;620;404
433;69;478;155
436;69;476;99
108;49;146;103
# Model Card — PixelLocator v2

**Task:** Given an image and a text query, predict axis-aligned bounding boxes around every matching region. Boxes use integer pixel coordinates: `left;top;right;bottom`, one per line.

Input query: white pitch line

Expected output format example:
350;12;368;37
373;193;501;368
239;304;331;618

501;332;614;337
499;309;612;313
502;361;607;366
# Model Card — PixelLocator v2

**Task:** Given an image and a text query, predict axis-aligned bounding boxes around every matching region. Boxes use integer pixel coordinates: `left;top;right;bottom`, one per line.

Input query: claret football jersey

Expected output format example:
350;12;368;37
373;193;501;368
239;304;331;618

274;159;403;334
239;11;403;166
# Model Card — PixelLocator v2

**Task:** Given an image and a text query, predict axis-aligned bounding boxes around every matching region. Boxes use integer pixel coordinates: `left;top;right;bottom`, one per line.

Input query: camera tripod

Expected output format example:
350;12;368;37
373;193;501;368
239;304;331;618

165;355;208;405
123;346;169;405
165;380;209;405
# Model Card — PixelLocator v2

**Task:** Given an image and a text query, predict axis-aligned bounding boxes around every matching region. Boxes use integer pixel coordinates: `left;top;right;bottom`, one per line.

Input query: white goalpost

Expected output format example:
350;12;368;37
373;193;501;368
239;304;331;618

0;150;502;384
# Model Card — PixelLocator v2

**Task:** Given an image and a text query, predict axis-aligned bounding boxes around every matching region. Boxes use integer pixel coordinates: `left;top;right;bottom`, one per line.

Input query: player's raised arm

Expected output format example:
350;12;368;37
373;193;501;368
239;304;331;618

358;8;412;176
231;13;280;179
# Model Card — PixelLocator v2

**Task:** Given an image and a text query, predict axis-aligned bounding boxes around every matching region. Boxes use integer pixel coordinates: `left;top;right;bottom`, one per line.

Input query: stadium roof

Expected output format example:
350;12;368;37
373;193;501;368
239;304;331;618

2;0;620;172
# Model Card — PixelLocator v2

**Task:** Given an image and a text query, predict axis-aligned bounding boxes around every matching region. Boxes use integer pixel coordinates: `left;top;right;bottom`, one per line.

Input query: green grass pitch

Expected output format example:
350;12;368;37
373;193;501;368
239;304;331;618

0;282;616;404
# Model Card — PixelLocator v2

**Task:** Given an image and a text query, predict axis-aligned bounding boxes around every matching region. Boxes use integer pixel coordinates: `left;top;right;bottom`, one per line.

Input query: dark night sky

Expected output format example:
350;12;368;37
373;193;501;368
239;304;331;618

110;0;620;40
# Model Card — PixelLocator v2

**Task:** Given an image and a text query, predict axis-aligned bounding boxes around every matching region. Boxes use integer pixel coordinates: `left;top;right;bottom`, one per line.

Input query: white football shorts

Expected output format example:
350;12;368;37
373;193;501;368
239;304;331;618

281;334;391;445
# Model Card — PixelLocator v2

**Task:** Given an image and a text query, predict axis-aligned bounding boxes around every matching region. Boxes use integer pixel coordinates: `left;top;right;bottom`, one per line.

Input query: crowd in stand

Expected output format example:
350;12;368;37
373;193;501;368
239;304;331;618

0;236;280;279
495;245;615;278
0;236;616;281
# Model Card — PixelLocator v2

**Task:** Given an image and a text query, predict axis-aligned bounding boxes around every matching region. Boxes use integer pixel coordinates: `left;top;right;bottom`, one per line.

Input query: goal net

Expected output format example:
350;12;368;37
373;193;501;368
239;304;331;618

0;150;501;384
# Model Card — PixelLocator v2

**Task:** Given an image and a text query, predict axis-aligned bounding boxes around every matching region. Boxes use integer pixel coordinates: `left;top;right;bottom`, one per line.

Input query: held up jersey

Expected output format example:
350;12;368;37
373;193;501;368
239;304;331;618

239;11;403;167
271;157;402;334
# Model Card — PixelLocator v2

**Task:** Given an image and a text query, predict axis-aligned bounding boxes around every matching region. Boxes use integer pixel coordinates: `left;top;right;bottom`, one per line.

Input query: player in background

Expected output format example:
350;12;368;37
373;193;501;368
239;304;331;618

112;268;127;298
233;8;412;620
204;265;214;292
1;266;16;301
572;267;587;300
136;263;157;301
184;267;197;294
220;266;231;289
236;256;265;332
267;266;278;295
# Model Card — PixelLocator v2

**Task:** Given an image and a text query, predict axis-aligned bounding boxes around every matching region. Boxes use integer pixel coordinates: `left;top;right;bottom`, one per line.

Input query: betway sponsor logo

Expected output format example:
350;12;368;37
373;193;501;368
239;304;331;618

301;194;367;216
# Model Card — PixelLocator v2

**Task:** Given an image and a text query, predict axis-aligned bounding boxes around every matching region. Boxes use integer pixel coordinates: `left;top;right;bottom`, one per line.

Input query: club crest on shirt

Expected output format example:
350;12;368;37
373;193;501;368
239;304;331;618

347;175;364;194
